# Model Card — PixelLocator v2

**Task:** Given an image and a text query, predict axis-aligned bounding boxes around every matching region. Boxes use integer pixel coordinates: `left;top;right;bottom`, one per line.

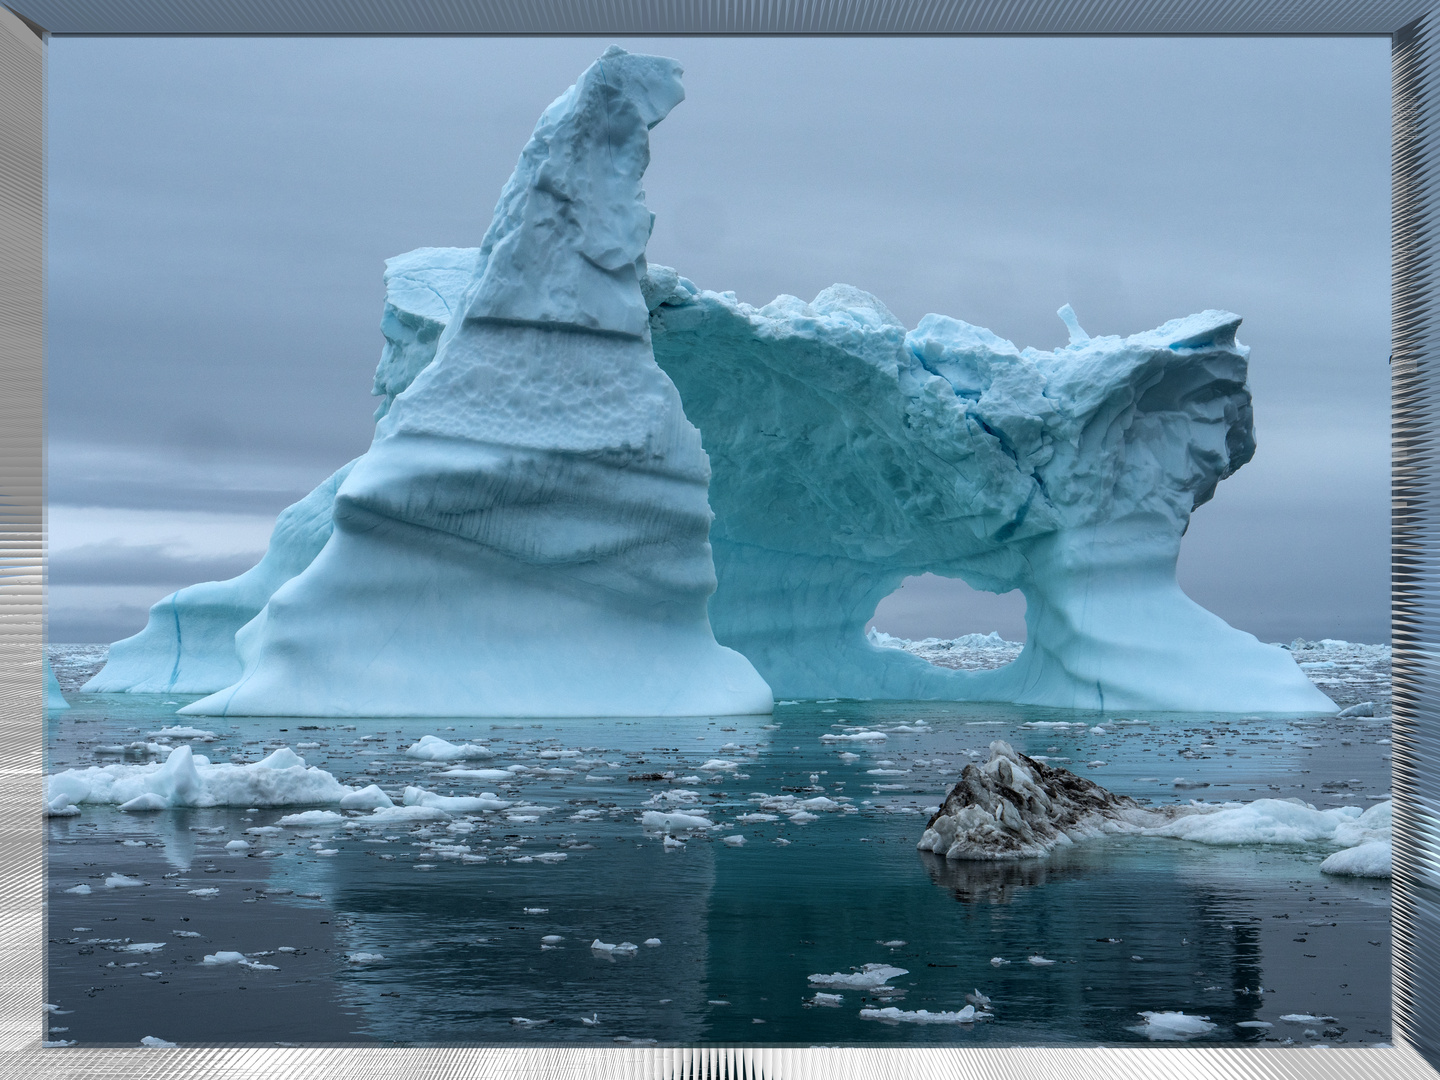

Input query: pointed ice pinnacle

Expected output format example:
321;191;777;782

1057;303;1089;345
44;656;69;710
183;48;771;719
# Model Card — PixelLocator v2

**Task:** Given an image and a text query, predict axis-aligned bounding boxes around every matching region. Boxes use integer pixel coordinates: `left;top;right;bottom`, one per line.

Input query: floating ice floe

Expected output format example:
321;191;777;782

404;736;494;761
640;811;713;832
1130;1011;1217;1040
339;784;394;810
860;1005;988;1025
139;1036;176;1048
47;745;350;812
149;726;217;741
820;731;887;743
1143;798;1390;851
808;964;907;989
591;940;639;956
1319;838;1391;878
277;809;345;827
104;874;146;888
349;805;453;827
403;786;511;813
202;952;246;965
63;884;91;895
438;768;515;782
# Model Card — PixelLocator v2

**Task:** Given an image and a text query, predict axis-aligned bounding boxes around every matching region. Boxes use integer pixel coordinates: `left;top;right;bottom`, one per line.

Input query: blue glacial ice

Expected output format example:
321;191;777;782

182;47;772;718
646;275;1336;714
82;247;477;695
45;655;69;709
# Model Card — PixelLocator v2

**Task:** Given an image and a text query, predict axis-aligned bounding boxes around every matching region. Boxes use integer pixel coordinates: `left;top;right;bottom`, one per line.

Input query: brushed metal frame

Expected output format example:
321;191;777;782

3;2;1436;1077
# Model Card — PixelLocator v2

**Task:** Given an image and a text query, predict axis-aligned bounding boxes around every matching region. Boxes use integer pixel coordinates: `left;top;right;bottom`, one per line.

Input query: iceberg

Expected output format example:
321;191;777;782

183;48;771;718
647;277;1336;713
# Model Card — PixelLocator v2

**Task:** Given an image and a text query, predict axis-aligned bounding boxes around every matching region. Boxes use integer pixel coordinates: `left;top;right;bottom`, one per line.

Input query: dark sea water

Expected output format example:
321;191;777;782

45;644;1393;1048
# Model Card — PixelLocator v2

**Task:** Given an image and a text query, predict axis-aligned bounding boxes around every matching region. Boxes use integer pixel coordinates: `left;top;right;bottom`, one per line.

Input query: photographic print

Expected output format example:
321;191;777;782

40;33;1395;1050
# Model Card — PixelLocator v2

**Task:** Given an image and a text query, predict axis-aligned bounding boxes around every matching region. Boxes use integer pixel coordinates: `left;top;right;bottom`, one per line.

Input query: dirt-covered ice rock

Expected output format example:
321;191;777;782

918;740;1148;860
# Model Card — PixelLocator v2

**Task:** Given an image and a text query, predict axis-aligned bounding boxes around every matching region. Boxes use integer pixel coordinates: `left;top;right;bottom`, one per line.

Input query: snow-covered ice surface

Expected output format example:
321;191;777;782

175;49;769;720
47;646;1390;1047
651;280;1332;715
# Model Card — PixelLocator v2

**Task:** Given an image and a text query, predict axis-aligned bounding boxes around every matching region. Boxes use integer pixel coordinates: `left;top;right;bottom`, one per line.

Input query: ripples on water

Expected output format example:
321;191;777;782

45;643;1392;1046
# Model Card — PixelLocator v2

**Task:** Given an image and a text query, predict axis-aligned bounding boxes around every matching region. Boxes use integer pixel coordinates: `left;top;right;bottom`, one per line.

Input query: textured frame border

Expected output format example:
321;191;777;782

3;2;1438;1078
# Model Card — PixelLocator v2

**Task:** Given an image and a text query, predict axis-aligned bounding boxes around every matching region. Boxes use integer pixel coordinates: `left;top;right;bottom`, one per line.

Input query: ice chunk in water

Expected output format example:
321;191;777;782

1130;1012;1217;1040
807;964;907;988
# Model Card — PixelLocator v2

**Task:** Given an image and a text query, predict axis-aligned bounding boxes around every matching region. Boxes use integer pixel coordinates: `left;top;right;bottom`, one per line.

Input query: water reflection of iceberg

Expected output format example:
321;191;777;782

919;848;1085;904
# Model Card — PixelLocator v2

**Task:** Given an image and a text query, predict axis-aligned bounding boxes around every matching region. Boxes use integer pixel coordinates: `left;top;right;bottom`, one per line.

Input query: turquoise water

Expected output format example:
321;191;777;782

46;691;1392;1046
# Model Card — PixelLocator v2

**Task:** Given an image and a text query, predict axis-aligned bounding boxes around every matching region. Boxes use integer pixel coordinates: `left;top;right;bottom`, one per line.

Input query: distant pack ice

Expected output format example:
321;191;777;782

647;277;1335;714
182;47;772;718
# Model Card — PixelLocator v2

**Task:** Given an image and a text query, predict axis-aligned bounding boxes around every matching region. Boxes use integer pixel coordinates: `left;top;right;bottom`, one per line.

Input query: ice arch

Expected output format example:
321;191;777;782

645;272;1335;714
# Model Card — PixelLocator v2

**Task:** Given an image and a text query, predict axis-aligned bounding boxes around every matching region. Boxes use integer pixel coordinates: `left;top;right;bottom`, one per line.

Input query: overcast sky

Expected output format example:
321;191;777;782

46;35;1391;645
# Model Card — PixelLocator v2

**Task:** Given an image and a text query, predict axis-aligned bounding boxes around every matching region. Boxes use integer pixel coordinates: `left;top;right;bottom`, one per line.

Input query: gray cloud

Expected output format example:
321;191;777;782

49;545;258;587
